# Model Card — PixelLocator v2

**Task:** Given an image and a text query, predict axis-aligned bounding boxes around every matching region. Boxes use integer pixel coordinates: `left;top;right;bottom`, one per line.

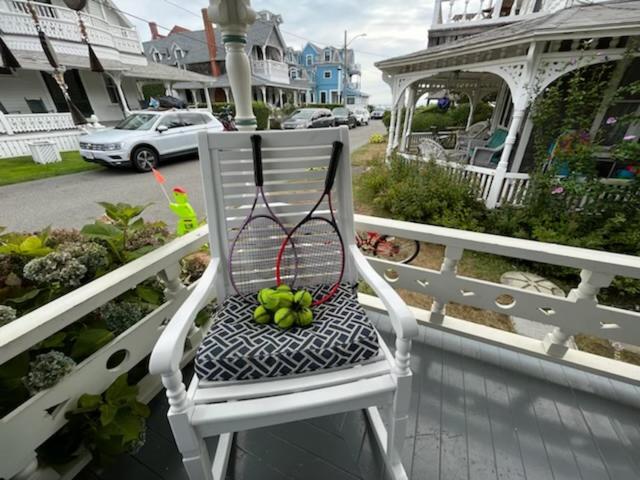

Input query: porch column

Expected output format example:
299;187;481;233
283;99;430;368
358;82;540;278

386;107;397;159
401;87;415;151
278;88;284;107
293;91;298;107
403;105;416;151
203;84;213;111
392;101;403;149
306;90;312;105
164;81;172;96
466;89;479;130
491;83;507;132
223;87;230;103
511;109;533;172
210;0;257;131
107;72;131;116
190;89;199;107
260;86;267;103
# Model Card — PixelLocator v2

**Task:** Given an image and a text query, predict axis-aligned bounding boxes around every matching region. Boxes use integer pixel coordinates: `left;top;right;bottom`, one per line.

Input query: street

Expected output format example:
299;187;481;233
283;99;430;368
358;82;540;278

0;122;386;232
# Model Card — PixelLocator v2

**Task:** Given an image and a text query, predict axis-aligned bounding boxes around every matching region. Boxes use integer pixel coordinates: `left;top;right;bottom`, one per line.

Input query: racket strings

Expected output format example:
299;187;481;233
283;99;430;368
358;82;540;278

280;218;343;290
230;215;289;296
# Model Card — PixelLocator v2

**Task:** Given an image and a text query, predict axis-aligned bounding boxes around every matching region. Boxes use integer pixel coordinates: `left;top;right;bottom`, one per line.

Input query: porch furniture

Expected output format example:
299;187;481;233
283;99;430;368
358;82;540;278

419;137;467;163
149;126;418;480
469;127;508;167
25;98;48;114
456;120;490;155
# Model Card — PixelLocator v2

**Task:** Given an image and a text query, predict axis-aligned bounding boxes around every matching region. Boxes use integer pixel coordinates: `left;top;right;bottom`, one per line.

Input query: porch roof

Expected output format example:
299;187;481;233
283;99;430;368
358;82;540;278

8;50;214;84
172;74;313;91
376;0;640;72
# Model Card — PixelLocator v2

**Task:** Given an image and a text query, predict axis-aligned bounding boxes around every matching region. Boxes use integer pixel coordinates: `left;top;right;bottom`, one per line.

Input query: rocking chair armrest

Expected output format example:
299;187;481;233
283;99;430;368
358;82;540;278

349;245;418;340
150;257;221;375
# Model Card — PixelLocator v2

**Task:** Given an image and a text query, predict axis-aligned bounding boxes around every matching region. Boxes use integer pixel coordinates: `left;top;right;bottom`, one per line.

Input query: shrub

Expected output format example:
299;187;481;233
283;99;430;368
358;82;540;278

356;156;487;231
59;242;110;277
23;252;87;289
252;101;270;130
369;133;385;144
0;305;17;327
24;351;76;394
141;84;165;100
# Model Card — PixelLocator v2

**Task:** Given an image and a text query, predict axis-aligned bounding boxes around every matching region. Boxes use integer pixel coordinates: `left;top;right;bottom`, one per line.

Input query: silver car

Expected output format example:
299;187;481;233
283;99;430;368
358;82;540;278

79;110;223;172
282;108;335;129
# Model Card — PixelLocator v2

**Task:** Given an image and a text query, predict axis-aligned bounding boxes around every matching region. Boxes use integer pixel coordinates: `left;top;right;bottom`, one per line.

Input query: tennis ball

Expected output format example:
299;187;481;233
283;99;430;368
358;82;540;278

294;290;313;308
274;308;296;329
275;291;294;308
276;284;292;293
297;307;313;327
258;288;279;311
253;305;272;325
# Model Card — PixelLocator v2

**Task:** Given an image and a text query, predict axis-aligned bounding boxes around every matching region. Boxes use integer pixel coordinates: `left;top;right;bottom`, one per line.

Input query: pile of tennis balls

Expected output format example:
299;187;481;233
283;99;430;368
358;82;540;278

253;285;314;329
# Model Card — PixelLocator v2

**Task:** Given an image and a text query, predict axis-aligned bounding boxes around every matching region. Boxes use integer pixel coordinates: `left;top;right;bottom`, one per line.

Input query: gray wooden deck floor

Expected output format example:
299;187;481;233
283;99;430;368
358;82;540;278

81;332;640;480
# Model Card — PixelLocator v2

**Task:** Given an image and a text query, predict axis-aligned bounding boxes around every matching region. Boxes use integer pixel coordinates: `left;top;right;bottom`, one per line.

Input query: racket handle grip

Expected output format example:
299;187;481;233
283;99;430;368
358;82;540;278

251;134;263;186
325;141;343;193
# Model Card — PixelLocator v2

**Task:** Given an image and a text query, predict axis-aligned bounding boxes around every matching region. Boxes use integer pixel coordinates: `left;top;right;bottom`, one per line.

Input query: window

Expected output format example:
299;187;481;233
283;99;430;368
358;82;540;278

323;70;332;79
306;54;313;66
104;75;119;104
157;114;183;129
180;113;204;126
151;49;161;62
290;68;298;80
320;91;327;103
347;96;355;105
324;49;331;62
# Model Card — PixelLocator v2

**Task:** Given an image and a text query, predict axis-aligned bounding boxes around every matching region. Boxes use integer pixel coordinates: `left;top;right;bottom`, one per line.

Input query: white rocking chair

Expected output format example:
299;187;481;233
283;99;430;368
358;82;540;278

149;126;418;480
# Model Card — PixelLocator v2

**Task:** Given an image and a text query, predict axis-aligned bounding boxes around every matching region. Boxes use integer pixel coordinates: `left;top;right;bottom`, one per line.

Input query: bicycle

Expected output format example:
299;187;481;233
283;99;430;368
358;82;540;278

356;231;420;264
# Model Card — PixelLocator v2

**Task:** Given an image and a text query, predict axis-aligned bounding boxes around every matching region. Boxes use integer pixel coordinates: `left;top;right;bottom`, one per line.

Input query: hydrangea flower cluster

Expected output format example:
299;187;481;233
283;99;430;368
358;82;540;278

60;241;110;277
125;222;170;251
100;301;151;335
46;228;85;248
0;305;17;327
24;351;76;394
23;251;87;288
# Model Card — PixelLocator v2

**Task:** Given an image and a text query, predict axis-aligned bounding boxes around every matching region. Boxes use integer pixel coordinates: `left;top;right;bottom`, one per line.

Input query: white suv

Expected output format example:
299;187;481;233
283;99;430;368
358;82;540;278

79;110;223;172
351;107;370;126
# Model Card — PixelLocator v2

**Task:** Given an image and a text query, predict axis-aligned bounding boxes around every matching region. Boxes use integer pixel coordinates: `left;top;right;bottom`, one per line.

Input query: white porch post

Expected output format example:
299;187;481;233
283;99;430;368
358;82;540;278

164;81;173;96
307;89;312;105
190;89;199;107
511;109;533;172
203;84;213;111
392;101;403;149
386;107;397;159
209;0;257;131
466;89;479;130
223;87;230;103
261;86;267;104
491;82;507;132
293;90;298;107
486;42;539;208
107;72;131;116
401;87;415;152
278;88;284;107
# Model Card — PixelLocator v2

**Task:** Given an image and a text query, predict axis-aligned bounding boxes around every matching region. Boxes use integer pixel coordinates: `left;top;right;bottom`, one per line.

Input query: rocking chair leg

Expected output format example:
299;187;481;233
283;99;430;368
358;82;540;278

182;438;214;480
212;432;234;480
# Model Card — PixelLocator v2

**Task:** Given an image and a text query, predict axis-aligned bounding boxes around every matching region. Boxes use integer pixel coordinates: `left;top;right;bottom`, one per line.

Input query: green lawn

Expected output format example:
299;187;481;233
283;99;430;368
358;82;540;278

0;151;102;187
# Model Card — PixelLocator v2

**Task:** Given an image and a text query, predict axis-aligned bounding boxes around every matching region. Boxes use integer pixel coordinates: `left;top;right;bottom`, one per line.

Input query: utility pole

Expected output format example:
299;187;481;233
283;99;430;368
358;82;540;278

343;30;348;107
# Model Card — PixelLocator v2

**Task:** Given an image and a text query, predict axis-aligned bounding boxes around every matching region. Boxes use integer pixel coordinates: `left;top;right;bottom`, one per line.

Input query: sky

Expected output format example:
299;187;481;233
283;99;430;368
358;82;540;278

122;0;436;105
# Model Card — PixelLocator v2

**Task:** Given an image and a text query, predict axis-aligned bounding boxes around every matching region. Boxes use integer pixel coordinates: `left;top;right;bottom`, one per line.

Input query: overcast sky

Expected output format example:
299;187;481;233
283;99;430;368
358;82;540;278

123;0;436;105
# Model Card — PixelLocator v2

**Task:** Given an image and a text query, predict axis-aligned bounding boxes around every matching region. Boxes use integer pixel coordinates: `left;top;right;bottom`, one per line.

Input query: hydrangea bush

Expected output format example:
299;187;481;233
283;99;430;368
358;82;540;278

24;351;76;394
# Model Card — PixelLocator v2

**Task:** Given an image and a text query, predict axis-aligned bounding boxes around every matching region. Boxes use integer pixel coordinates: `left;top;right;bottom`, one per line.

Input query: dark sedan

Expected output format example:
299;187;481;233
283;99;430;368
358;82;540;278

332;107;357;129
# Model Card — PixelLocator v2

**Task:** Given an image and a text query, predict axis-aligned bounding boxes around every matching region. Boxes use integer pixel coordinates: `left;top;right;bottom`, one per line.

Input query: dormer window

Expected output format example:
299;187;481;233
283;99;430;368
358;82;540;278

306;54;313;66
173;45;185;59
290;68;298;80
324;49;331;62
151;49;161;62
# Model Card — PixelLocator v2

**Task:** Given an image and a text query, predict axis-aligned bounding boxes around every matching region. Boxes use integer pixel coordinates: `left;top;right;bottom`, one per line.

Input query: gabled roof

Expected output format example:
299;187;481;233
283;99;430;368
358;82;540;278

377;0;640;70
142;16;283;65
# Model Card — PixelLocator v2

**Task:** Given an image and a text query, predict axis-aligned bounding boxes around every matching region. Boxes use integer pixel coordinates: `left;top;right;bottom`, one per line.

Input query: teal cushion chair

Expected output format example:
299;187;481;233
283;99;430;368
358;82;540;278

469;127;508;167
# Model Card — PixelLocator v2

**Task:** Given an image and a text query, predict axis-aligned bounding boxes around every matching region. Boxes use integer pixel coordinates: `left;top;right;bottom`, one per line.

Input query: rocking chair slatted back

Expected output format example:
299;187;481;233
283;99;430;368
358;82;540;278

198;126;357;300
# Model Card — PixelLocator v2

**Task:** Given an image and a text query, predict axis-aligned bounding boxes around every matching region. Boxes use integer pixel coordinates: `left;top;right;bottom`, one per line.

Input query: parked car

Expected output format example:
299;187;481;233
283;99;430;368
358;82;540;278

79;111;223;172
282;108;335;129
371;108;386;120
351;107;370;126
332;107;357;129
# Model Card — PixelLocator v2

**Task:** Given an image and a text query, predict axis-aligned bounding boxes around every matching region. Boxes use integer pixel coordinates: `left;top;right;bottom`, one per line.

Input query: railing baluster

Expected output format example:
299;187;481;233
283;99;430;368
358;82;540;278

542;269;613;356
430;246;463;323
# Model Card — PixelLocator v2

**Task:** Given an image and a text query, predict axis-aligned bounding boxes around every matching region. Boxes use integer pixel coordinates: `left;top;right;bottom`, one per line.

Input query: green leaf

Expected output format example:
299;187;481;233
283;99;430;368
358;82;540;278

135;285;162;306
4;288;41;304
99;403;118;426
38;332;67;349
130;401;151;418
0;352;29;380
77;393;102;410
105;374;138;406
70;329;114;361
81;222;123;241
113;411;143;443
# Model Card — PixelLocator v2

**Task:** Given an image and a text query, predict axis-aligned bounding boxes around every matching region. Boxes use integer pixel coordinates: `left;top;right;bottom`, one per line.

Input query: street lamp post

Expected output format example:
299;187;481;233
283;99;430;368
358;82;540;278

342;31;366;107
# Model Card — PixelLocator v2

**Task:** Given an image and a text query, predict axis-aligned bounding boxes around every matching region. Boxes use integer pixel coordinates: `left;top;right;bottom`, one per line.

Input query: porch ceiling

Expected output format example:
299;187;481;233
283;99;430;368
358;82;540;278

6;50;214;84
412;71;504;97
376;0;640;74
172;74;313;91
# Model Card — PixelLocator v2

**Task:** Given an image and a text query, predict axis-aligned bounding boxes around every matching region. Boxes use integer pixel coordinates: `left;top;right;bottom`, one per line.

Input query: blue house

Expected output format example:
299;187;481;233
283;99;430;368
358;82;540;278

291;42;369;106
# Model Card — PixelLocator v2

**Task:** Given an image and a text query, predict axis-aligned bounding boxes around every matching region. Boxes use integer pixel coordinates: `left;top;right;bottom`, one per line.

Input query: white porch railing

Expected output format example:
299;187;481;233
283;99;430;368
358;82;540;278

251;59;290;84
2;113;77;134
2;219;640;478
0;0;142;55
434;0;575;26
0;228;210;480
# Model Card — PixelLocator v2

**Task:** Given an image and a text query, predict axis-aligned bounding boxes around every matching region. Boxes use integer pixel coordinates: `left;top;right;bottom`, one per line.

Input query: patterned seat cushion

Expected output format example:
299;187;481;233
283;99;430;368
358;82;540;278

195;284;379;382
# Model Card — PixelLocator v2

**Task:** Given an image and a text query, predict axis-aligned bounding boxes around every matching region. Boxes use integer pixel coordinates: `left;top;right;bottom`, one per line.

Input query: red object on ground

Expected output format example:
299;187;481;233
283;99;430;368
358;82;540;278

151;168;166;184
173;186;187;194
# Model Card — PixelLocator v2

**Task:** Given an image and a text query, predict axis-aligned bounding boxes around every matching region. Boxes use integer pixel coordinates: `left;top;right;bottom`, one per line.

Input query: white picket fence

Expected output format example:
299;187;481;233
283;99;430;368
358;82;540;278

3;219;640;479
0;228;210;480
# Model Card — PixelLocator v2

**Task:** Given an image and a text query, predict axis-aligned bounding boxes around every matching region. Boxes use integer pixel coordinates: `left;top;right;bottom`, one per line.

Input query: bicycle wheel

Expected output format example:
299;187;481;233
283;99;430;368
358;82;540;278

374;236;420;264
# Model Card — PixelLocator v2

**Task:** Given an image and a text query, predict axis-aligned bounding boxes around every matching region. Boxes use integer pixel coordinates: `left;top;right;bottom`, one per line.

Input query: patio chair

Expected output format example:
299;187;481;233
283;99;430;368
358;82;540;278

469;126;509;167
419;137;467;164
456;120;490;154
150;126;418;480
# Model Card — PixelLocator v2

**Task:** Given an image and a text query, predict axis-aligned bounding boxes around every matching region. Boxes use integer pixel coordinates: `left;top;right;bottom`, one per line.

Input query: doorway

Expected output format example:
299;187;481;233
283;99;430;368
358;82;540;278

41;69;94;116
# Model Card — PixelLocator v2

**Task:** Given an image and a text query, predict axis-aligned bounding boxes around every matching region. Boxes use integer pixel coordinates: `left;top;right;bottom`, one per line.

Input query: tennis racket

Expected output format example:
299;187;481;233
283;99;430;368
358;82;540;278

275;140;345;306
229;134;294;300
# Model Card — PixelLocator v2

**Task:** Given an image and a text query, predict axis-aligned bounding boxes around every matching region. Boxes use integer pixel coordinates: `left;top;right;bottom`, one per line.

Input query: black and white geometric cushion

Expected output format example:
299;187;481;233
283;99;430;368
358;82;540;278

195;283;379;382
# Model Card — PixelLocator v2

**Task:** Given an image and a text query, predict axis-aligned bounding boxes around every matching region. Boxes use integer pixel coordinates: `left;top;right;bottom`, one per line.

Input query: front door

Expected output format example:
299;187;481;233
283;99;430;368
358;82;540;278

41;69;94;116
